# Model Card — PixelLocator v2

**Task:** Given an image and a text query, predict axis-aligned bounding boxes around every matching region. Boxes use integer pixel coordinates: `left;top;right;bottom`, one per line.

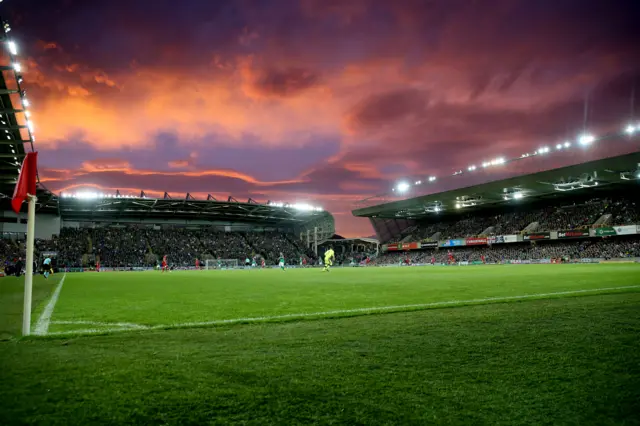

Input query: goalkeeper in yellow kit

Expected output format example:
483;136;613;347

322;247;335;272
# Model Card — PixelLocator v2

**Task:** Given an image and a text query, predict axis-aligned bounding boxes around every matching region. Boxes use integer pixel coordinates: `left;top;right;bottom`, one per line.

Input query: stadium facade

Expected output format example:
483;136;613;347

352;152;640;251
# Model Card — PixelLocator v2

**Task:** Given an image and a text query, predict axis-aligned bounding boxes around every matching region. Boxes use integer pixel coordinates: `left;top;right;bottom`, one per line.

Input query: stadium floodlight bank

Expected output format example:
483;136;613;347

205;259;239;270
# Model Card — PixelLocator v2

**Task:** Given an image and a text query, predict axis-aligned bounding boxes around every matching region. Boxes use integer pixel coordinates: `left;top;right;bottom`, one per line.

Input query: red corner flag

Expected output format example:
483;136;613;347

12;151;38;214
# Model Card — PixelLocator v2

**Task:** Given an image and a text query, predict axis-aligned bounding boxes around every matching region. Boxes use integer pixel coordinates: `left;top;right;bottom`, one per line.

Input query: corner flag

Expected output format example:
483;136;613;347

13;151;38;336
12;151;38;214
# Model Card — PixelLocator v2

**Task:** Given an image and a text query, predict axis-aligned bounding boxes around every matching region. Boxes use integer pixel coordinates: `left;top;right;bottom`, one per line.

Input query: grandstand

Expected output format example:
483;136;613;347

0;191;335;269
352;152;640;265
353;152;640;242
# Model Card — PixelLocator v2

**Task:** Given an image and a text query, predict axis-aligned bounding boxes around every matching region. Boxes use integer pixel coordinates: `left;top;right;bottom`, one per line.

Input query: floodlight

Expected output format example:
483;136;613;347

564;141;571;148
13;63;21;72
455;203;461;209
513;192;524;199
26;120;33;131
396;182;410;193
291;203;315;211
428;176;436;182
578;134;595;145
468;165;476;171
76;192;99;200
626;125;636;135
415;180;421;185
22;98;29;107
7;41;17;55
556;144;562;150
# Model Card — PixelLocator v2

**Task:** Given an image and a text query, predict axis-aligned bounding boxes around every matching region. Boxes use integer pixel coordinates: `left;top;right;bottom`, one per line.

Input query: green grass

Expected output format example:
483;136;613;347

1;293;639;425
0;265;639;424
0;273;62;340
40;264;640;335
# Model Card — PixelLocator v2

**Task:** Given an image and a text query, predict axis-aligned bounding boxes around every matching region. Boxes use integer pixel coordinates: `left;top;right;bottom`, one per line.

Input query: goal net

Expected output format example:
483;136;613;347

205;259;239;270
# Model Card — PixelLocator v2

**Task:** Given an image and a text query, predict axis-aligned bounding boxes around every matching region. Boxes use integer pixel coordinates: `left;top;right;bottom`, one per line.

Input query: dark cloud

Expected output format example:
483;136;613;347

250;67;322;98
348;89;428;130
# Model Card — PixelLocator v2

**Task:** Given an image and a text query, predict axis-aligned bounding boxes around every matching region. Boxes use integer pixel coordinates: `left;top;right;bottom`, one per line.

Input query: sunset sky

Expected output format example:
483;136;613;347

5;0;640;237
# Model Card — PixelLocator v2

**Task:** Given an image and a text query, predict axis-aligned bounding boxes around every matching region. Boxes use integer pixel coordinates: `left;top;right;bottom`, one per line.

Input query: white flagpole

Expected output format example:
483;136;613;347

22;194;37;336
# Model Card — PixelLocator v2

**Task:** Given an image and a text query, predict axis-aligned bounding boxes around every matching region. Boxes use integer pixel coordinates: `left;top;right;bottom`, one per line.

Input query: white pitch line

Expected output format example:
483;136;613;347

41;284;640;337
51;320;149;329
34;273;67;336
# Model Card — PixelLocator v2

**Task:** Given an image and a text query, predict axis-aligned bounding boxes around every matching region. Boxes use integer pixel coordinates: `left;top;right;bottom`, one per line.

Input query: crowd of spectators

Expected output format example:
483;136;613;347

373;237;640;265
46;227;316;268
403;196;639;243
1;226;320;270
604;198;640;226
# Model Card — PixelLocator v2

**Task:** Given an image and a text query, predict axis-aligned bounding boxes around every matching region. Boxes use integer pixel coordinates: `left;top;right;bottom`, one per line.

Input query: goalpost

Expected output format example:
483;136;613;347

205;259;239;270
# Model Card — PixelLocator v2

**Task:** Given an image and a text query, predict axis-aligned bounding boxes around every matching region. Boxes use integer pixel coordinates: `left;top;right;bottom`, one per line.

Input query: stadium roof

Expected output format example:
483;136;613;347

352;152;640;220
51;193;331;226
0;17;57;212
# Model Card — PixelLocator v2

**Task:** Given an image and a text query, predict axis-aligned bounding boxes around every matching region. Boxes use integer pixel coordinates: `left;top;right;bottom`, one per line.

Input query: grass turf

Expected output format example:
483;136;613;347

0;273;62;340
1;265;639;424
33;264;640;336
0;293;639;425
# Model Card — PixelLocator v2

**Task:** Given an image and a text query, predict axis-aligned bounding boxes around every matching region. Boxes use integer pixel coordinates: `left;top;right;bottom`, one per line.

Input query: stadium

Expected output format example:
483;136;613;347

1;13;640;426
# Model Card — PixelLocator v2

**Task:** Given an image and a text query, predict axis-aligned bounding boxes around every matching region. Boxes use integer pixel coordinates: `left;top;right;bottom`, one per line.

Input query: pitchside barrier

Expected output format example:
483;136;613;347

376;258;640;267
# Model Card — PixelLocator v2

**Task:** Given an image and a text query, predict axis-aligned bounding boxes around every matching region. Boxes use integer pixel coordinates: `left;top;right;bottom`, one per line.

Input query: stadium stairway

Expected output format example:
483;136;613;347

241;234;263;259
399;225;418;240
523;221;539;233
481;226;495;236
284;235;312;257
593;214;612;227
400;234;414;243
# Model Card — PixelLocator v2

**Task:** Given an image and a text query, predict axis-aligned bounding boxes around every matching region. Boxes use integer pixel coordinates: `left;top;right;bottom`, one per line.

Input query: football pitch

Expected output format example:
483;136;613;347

31;264;640;337
1;264;639;424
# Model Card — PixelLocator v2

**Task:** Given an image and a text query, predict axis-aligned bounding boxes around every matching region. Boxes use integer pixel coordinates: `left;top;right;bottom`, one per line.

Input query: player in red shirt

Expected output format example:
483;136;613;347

161;255;168;273
431;256;436;265
195;258;200;269
481;255;486;264
95;260;100;272
448;251;454;265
